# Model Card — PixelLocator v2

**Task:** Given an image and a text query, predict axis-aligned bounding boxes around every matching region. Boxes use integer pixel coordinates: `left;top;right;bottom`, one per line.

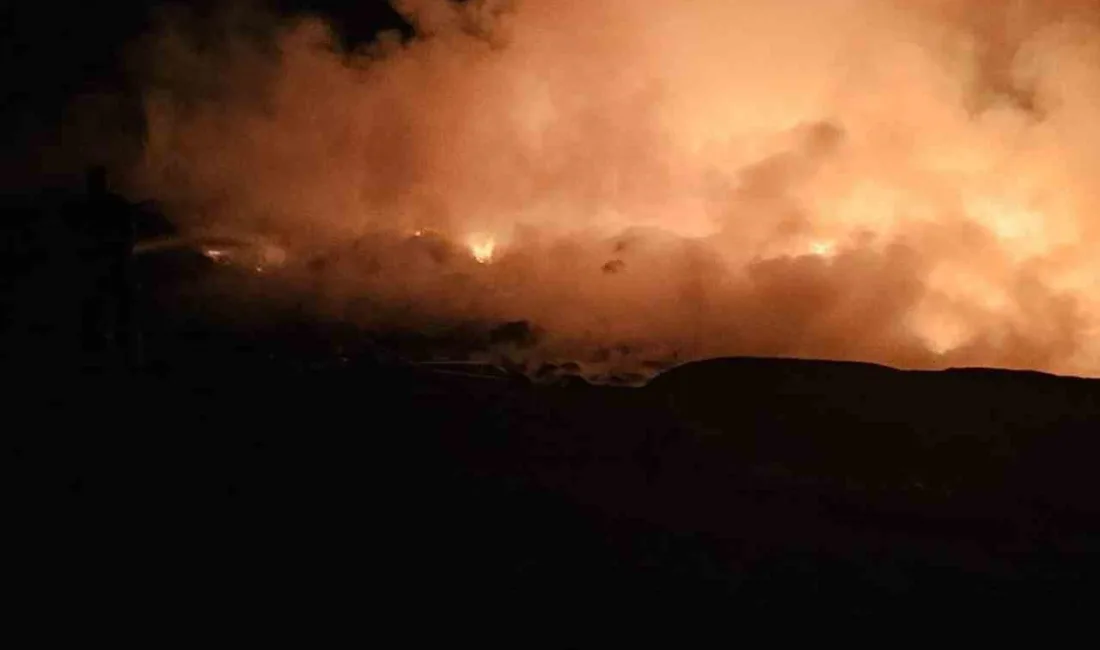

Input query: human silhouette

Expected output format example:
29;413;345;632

79;165;140;369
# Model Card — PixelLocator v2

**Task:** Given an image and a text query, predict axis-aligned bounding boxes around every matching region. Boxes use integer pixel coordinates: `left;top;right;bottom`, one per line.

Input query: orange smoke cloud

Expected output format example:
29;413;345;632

126;0;1100;377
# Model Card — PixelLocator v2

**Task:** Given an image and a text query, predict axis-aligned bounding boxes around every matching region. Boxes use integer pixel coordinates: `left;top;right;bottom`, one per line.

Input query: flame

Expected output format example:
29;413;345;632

809;240;837;258
203;248;229;263
467;235;497;264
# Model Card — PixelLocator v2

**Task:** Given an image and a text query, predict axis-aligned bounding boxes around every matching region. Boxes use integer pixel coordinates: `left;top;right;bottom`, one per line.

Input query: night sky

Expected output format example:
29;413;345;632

1;0;410;189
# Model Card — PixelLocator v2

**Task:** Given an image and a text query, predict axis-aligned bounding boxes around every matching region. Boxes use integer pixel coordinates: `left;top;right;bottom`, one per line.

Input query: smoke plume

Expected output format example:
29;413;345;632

125;0;1100;378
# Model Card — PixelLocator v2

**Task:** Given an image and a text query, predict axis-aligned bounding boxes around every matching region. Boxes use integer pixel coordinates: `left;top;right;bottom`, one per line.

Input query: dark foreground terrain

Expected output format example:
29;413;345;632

6;197;1100;639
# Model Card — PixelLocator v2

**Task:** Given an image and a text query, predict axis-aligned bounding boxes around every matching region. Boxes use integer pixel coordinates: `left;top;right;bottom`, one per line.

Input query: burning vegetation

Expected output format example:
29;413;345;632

119;0;1100;378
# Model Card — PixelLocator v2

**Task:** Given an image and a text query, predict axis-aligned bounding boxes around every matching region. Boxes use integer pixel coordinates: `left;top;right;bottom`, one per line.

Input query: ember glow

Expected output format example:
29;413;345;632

203;248;229;264
125;0;1100;377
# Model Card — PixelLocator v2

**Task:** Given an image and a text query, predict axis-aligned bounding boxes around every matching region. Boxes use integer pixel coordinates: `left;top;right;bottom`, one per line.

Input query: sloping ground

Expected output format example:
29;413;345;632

8;338;1100;633
645;357;1100;509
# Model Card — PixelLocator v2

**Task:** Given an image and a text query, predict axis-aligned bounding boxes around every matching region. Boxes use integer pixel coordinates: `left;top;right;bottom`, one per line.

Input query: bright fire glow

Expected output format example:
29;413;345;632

809;241;836;258
467;235;497;264
130;0;1100;378
203;248;229;263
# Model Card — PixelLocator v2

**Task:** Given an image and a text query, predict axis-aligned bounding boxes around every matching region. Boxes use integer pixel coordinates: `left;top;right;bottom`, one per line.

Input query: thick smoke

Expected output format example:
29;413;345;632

126;0;1100;377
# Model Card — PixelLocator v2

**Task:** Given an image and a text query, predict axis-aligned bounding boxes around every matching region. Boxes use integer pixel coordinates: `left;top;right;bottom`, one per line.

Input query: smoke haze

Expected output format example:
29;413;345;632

124;0;1100;377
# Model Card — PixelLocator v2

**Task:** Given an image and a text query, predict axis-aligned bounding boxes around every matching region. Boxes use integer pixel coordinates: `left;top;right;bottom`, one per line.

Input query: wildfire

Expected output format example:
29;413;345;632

133;0;1100;378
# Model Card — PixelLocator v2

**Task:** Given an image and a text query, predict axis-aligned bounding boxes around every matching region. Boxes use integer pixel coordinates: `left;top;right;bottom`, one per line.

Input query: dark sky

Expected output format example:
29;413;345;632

1;0;411;190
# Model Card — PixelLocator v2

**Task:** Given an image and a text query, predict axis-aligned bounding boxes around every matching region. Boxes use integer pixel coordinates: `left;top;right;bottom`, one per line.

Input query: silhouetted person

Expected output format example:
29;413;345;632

79;165;140;369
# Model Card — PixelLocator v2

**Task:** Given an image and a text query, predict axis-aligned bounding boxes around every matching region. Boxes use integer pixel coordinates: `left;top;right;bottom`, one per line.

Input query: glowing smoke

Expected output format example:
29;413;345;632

125;0;1100;377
